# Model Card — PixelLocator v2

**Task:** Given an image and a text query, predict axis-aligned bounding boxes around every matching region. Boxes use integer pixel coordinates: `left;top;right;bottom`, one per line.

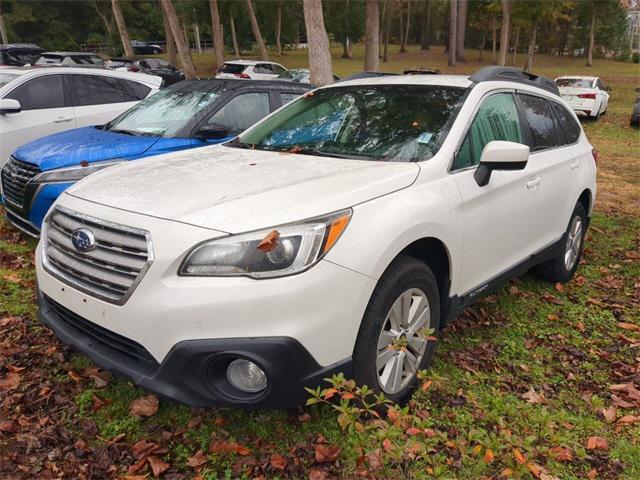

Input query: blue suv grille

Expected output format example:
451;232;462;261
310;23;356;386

1;156;40;208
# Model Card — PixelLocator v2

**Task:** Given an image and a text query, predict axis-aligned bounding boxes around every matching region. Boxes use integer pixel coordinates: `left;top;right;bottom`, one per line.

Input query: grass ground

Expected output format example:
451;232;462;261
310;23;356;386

0;45;639;479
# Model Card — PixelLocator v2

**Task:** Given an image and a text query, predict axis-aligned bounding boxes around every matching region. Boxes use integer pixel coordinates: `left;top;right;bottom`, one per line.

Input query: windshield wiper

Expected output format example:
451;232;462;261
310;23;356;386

287;146;367;160
227;139;255;149
109;128;141;136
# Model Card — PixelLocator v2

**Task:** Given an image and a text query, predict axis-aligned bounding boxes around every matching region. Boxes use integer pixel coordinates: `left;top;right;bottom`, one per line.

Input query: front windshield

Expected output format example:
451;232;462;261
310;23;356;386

236;85;466;162
556;78;594;88
0;73;18;88
107;83;223;137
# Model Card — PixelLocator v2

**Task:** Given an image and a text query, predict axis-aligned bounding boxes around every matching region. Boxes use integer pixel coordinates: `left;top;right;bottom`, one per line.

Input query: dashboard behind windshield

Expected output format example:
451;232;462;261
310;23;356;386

237;85;466;162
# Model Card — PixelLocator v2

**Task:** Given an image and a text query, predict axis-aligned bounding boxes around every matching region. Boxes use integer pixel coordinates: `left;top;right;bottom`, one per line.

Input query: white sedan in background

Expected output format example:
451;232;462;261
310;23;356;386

216;60;288;80
0;67;162;168
555;76;609;120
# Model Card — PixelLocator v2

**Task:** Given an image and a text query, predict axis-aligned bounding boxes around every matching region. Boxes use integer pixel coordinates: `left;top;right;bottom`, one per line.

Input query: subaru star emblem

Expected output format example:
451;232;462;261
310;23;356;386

71;228;96;252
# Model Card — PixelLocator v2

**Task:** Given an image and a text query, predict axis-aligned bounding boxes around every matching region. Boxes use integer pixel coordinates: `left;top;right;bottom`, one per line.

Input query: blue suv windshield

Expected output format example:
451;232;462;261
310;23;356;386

107;84;223;137
235;85;466;162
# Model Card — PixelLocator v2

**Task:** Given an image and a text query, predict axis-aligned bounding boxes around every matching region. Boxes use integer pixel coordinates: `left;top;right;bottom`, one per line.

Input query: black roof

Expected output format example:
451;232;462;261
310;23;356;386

469;66;560;96
0;43;44;51
169;78;314;92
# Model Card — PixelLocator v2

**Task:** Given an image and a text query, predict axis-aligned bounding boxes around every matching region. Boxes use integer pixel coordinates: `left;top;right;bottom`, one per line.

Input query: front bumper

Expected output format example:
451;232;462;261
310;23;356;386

38;291;351;408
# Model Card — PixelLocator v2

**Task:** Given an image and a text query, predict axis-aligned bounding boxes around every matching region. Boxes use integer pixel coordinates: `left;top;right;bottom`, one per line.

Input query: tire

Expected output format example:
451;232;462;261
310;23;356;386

352;255;440;405
535;202;587;283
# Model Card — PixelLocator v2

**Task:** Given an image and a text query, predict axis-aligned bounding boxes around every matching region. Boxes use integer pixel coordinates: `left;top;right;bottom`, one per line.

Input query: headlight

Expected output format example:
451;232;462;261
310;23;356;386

32;160;125;183
179;209;352;278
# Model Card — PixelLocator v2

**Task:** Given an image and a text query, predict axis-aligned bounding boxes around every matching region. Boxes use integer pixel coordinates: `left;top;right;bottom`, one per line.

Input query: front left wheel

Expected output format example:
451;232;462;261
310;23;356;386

352;255;440;405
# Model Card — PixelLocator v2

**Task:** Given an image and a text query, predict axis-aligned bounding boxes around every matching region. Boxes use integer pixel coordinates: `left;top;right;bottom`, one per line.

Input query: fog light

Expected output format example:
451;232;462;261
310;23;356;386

226;359;267;393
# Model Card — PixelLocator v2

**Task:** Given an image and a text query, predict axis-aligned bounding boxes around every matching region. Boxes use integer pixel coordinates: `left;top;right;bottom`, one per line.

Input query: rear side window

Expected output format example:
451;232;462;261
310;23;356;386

255;64;275;74
453;93;523;170
550;102;581;144
6;75;65;110
519;94;557;151
69;75;149;106
219;63;245;74
206;92;270;134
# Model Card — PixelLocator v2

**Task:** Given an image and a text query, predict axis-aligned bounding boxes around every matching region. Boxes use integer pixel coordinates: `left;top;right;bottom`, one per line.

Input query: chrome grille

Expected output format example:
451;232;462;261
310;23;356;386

43;207;153;305
1;156;40;208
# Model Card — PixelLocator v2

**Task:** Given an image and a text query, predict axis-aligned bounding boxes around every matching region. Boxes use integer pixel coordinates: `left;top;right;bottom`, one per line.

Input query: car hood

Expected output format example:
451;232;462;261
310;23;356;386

13;126;161;171
67;145;420;233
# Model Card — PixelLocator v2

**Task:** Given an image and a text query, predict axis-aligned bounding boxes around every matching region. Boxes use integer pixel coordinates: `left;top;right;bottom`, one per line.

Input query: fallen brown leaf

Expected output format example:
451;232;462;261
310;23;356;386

586;436;608;451
147;455;170;476
270;454;288;470
257;230;280;252
187;449;209;468
129;395;159;417
315;444;341;464
522;387;547;404
549;446;573;462
0;372;20;391
601;406;617;423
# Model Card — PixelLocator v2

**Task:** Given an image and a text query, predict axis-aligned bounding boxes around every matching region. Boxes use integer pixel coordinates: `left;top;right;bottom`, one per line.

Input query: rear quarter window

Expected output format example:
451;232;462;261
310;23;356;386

550;102;581;145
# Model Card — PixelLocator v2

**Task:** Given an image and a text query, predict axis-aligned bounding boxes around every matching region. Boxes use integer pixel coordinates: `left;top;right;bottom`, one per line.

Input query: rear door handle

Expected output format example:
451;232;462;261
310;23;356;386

570;161;580;170
526;177;541;189
53;116;73;123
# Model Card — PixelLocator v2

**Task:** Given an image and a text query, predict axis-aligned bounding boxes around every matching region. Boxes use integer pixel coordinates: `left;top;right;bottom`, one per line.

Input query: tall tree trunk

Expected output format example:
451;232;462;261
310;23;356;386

92;0;114;37
342;0;352;58
456;0;467;62
111;0;134;57
364;0;380;71
230;15;240;58
512;25;519;65
0;1;7;44
275;2;282;56
525;22;536;71
421;0;431;50
491;14;497;64
303;0;333;86
448;0;457;67
379;0;386;57
160;0;196;78
402;0;411;52
245;0;269;60
162;10;178;65
383;0;389;62
193;23;202;53
209;0;225;67
399;3;406;52
478;25;486;60
586;8;595;67
498;0;510;66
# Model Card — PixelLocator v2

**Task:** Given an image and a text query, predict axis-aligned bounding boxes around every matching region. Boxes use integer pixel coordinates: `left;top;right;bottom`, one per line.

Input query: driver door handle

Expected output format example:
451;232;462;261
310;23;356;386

526;177;541;189
570;161;580;170
53;116;73;123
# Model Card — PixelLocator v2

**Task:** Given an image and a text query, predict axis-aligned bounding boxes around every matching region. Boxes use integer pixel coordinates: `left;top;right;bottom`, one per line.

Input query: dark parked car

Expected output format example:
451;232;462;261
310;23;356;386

0;43;44;66
631;87;640;128
35;52;105;67
106;57;185;86
132;40;163;55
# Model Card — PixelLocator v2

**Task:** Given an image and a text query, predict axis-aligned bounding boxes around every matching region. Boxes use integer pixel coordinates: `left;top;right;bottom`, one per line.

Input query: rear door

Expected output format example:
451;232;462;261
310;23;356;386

67;74;151;127
515;93;580;250
1;73;75;165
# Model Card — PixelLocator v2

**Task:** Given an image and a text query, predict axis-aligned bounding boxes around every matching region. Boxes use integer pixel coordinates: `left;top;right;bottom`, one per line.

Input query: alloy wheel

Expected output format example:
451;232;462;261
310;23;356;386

376;288;431;394
564;215;583;271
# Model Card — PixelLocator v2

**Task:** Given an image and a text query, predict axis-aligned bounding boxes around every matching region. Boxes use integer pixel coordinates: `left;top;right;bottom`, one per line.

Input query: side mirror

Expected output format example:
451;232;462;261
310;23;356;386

195;123;230;140
0;99;21;115
474;141;530;187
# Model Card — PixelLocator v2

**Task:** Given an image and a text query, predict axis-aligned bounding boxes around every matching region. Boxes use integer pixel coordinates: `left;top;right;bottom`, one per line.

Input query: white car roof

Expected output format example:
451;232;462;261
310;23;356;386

224;59;283;66
326;74;473;89
555;76;598;81
0;66;162;88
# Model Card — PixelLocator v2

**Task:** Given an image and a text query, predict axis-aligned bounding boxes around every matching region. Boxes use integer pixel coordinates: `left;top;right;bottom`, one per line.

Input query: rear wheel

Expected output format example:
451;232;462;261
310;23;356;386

352;255;440;405
535;202;587;283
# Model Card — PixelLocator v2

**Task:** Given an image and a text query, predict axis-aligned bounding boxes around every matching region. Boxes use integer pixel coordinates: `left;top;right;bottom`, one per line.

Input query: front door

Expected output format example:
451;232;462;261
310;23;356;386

451;92;537;295
1;74;75;167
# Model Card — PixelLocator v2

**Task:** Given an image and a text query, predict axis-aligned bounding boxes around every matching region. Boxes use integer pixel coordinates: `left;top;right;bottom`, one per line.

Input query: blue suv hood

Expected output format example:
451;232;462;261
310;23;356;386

13;126;161;171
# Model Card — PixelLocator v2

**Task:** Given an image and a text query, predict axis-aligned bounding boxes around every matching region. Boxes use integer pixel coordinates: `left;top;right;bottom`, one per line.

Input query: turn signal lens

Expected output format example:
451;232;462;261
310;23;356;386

322;213;351;254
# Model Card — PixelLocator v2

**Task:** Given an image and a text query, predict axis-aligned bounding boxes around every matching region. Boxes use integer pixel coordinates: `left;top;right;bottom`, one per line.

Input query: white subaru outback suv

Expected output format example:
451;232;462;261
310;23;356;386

35;67;596;408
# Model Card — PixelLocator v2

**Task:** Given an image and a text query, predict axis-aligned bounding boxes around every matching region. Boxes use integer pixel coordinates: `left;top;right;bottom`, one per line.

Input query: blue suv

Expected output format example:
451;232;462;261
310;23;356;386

1;79;311;235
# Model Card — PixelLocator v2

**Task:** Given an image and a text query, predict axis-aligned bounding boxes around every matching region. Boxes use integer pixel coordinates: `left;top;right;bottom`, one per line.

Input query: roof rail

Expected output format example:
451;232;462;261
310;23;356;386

469;66;559;96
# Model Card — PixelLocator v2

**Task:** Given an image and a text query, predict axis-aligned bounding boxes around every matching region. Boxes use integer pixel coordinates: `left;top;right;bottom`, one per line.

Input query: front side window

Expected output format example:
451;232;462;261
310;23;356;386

219;63;245;74
453;93;523;170
237;85;466;162
206;92;270;134
0;73;19;88
107;83;223;137
519;94;557;151
6;75;65;110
